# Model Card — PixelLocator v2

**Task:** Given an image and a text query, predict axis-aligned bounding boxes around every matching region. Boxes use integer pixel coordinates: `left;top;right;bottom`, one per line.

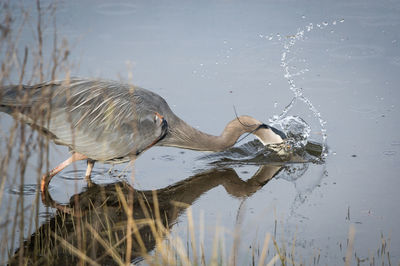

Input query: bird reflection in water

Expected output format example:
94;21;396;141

10;164;288;265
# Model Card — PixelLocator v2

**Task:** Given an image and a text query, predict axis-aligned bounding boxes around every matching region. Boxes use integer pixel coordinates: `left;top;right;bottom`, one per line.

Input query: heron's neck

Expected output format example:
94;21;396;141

159;115;272;152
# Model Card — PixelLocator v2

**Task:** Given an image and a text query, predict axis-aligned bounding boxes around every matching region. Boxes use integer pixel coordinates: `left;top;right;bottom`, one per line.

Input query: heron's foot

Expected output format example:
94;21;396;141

39;153;89;203
40;175;51;204
40;174;48;192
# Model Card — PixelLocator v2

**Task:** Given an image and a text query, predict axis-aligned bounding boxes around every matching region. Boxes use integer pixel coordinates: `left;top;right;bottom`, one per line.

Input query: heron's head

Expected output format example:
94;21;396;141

253;124;286;146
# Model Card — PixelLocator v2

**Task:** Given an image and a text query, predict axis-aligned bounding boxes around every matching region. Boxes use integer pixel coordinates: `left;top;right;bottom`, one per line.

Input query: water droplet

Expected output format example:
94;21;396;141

301;15;306;19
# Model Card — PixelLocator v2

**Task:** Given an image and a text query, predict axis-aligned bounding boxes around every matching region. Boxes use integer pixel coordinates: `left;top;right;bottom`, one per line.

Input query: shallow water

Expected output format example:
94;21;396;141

1;0;400;264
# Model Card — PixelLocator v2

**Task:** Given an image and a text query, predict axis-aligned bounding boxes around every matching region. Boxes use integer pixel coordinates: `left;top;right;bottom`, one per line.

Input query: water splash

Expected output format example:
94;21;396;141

263;19;344;158
199;138;323;168
275;116;311;147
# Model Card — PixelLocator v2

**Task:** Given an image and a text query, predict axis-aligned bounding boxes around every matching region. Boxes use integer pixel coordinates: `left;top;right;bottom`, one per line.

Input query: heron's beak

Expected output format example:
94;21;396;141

269;125;286;140
254;124;286;146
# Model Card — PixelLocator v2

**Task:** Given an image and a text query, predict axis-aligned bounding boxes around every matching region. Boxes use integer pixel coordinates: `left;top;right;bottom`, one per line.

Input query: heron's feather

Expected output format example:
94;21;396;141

0;78;171;162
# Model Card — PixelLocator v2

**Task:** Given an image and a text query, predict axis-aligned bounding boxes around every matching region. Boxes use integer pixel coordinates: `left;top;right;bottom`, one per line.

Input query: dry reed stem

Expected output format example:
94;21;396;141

52;231;100;266
165;232;192;266
125;189;133;265
272;236;285;265
85;223;125;266
290;226;297;266
210;222;221;265
199;210;206;266
35;0;44;82
114;185;146;253
257;233;271;266
266;254;280;266
345;224;355;266
186;206;198;265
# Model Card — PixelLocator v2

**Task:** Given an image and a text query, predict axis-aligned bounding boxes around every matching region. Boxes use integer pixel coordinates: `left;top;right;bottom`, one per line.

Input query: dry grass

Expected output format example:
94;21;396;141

6;180;393;266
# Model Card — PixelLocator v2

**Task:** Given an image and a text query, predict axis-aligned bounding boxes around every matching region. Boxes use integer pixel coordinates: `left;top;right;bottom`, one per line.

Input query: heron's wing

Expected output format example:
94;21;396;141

2;79;169;161
49;108;167;161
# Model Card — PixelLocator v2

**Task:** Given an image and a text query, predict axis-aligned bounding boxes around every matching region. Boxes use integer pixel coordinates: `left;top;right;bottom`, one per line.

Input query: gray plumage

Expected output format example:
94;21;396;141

0;79;171;163
1;78;285;193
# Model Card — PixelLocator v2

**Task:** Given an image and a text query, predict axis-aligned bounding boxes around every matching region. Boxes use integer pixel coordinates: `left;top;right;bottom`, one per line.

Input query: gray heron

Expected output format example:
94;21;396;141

0;78;285;196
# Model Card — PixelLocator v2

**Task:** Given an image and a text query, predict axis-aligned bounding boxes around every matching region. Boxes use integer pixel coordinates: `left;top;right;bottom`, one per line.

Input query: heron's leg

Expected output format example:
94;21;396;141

128;158;136;183
40;153;88;192
85;160;95;187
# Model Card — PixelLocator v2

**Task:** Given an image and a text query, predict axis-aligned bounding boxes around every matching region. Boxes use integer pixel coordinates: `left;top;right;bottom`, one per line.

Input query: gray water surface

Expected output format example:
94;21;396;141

1;0;400;264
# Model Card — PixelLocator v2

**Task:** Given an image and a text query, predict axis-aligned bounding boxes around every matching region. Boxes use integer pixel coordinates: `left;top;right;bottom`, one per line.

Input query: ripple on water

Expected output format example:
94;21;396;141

383;151;396;156
39;210;54;220
58;170;86;180
160;155;175;161
58;170;103;180
95;3;137;16
329;44;384;60
7;184;37;196
391;141;400;146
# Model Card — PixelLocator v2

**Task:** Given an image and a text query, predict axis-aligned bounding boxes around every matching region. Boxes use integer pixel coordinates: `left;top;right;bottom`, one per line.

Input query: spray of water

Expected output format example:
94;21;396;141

263;19;344;158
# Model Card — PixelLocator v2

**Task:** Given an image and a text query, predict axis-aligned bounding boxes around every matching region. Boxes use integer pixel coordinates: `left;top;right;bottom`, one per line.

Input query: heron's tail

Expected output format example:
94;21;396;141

0;84;34;113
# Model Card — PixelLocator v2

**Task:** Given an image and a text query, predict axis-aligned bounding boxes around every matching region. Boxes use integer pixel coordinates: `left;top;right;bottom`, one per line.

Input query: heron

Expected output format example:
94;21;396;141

0;78;286;195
